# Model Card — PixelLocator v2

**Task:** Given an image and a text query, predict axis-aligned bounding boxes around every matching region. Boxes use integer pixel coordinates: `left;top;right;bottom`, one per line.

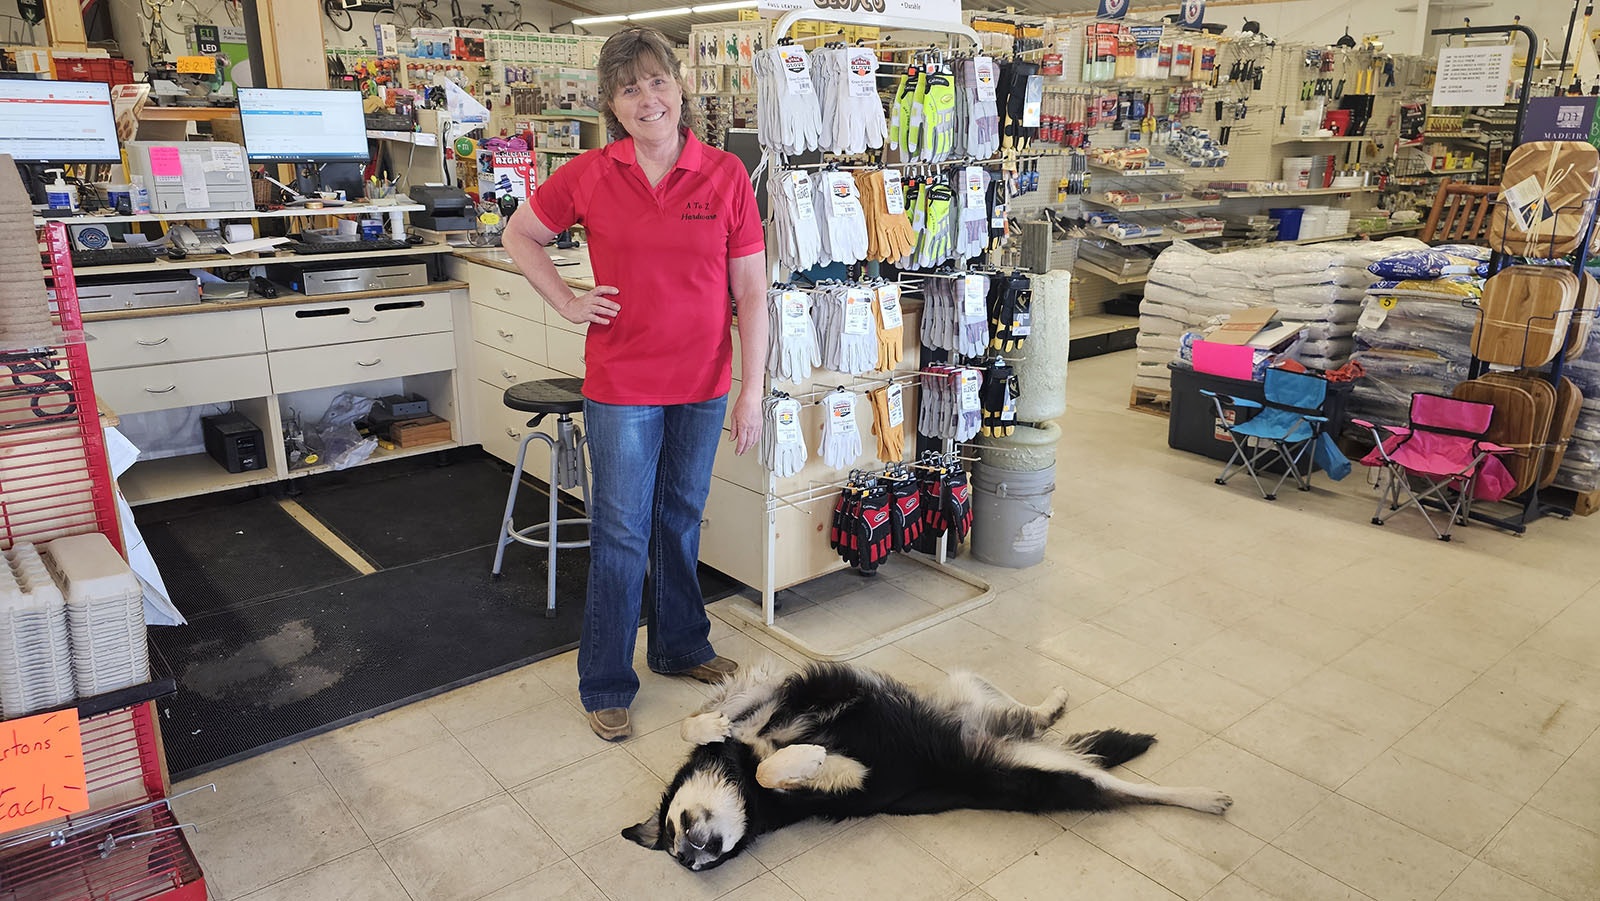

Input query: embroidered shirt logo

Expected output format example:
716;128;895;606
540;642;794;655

682;200;718;221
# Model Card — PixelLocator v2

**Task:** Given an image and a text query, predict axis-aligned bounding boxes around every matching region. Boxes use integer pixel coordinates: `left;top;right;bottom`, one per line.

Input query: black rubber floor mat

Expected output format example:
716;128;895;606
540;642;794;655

154;541;589;781
294;456;563;569
137;497;360;616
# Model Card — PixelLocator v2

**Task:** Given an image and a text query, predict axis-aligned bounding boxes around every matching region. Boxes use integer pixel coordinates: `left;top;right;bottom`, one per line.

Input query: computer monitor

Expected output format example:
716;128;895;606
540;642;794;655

238;88;369;164
723;128;819;221
0;79;121;164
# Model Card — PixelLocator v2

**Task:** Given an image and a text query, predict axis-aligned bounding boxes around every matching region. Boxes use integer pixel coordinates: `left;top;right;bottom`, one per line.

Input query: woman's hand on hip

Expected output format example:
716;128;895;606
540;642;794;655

730;391;763;456
557;286;621;325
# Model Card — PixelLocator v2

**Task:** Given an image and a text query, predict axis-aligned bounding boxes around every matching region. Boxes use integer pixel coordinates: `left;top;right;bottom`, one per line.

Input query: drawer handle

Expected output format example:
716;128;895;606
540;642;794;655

505;428;522;439
135;337;169;346
356;358;382;367
351;315;378;323
144;384;176;394
497;329;514;340
494;287;512;297
501;369;518;382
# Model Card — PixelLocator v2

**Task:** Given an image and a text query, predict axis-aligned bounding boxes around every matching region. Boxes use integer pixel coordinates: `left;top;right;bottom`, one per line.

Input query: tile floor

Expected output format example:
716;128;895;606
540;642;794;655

174;351;1600;901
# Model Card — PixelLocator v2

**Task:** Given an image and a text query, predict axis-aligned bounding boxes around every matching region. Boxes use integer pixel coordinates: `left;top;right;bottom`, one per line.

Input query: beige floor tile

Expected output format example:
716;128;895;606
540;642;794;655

1131;578;1275;628
1091;596;1226;657
512;746;665;855
744;816;861;869
1338;749;1521;854
824;581;944;636
1008;562;1137;620
959;890;1001;901
422;666;558;734
1073;808;1263;901
961;589;1086;647
790;567;881;604
1275;795;1470;901
1058;547;1183;600
1482;807;1600;901
1330;639;1478;707
1437;861;1564;901
890;809;1063;884
1275;563;1437;634
327;736;502;840
457;698;607;787
1231;605;1368;665
621;669;720;736
1441;676;1600;756
476;859;608;901
300;703;450;777
527;648;582;703
888;563;991;607
773;818;972;901
172;744;324;826
186;782;370;899
1377;608;1525;673
231;849;407;901
1530;729;1600;833
1153;739;1329;842
718;872;805;901
1275;668;1432;744
1231;846;1374;901
1177;630;1321;697
898;616;1111;709
981;830;1182;901
1061;691;1208;777
763;603;876;654
623;722;696;783
1522;601;1600;667
1219;701;1389;789
574;833;766;900
1394;712;1568;801
1120;659;1269;733
1034;623;1170;687
1485;644;1600;715
851;643;949;689
376;795;562;901
1199;875;1283;901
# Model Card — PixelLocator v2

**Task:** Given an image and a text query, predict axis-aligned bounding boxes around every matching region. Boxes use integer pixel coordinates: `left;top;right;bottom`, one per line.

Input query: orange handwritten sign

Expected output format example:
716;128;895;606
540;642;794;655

176;56;216;75
0;709;89;834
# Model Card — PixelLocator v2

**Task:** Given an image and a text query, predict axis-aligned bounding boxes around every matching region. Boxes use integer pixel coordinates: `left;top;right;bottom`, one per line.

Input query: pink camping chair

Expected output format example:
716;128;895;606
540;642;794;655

1354;393;1515;541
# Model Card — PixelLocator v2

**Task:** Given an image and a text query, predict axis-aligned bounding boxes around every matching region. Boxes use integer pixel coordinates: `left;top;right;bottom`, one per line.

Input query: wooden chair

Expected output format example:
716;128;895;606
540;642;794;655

1421;178;1499;245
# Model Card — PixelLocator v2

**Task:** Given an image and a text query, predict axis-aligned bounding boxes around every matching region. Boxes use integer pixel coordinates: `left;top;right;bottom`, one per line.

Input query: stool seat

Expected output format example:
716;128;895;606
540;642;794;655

505;377;586;415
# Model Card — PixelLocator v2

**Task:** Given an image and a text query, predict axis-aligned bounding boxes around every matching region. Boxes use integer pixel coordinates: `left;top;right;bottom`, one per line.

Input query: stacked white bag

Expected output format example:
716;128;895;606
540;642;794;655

0;542;74;717
1260;238;1427;370
1136;242;1278;394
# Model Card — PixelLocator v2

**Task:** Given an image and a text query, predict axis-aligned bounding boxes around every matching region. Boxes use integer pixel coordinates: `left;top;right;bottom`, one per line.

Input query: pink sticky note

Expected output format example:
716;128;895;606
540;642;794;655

148;146;182;178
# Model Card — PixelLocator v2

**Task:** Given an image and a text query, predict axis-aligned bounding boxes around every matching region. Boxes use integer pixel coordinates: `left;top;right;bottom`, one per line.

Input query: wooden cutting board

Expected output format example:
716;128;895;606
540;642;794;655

1474;266;1578;368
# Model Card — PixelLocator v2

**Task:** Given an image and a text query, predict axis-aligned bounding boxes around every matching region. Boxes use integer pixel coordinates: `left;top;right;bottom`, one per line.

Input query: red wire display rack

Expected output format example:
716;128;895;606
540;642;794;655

0;221;207;900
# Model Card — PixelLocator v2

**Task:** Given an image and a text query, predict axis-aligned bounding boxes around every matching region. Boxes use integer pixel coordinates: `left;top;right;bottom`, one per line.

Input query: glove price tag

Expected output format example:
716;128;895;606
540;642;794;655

1002;380;1017;421
781;290;810;339
963;167;985;206
974;57;998;102
962;274;987;320
778;46;814;95
887;383;905;427
827;392;858;434
826;175;856;217
847;49;877;98
882;170;906;215
774;398;802;446
1022;98;1042;128
959;370;981;412
1013;308;1032;336
844;288;874;335
789;173;816;222
876;285;903;330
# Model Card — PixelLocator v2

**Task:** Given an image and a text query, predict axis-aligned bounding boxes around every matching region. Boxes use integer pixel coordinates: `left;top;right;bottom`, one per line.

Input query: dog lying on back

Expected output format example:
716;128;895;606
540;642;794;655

623;661;1232;871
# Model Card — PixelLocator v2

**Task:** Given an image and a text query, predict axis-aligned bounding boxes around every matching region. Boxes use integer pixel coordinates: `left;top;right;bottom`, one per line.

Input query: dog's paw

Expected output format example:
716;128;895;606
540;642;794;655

1034;686;1070;727
1194;790;1233;816
757;743;828;790
681;712;732;745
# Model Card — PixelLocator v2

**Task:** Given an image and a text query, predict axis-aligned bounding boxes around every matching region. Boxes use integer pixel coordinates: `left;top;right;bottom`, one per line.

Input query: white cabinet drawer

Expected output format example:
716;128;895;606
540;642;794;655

546;326;585;377
472;341;546;393
261;293;453;350
471;376;584;501
85;309;266;370
97;355;271;415
467;263;541;321
471;303;547;366
268;332;456;394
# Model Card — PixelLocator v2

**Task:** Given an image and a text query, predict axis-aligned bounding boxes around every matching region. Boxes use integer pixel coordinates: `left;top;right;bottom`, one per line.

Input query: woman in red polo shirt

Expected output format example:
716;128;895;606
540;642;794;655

503;27;768;741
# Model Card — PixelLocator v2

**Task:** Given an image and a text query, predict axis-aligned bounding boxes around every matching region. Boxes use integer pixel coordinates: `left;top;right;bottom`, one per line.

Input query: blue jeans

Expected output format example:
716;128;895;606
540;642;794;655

577;395;726;711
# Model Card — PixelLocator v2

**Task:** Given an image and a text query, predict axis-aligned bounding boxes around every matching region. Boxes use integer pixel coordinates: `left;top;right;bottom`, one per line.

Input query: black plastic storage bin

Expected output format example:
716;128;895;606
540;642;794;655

1166;362;1351;471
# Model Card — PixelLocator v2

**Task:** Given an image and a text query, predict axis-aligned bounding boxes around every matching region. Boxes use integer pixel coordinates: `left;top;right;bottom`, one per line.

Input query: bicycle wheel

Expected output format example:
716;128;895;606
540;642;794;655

512;20;540;31
324;0;354;31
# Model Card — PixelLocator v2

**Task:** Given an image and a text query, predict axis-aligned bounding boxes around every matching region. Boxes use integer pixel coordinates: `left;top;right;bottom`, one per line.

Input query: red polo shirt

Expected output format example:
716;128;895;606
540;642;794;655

530;129;765;405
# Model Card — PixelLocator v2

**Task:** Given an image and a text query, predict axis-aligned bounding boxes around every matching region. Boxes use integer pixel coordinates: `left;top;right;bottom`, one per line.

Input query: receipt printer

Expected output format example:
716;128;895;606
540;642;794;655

410;185;475;231
126;141;255;213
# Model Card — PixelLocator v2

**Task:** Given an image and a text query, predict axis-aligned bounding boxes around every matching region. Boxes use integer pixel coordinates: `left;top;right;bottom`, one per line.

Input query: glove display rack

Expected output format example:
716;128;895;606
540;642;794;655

0;223;203;900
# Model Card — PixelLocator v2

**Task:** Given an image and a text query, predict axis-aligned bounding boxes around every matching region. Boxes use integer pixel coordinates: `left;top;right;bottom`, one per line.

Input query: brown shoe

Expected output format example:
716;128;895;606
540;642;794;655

670;656;739;684
585;707;631;741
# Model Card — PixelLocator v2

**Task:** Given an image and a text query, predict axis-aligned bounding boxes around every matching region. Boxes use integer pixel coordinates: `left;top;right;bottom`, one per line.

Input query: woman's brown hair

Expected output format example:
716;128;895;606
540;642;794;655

595;27;702;143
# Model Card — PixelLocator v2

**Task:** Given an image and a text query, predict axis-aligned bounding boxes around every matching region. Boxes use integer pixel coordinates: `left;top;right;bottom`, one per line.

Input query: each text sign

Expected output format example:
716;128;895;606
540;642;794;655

0;709;90;835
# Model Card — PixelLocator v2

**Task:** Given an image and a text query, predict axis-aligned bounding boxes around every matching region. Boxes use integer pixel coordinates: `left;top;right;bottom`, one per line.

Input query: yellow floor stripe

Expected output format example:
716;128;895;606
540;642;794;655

278;498;378;575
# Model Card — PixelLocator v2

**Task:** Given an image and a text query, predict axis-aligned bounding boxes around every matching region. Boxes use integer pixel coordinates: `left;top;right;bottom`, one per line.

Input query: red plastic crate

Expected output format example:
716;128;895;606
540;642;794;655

53;57;135;88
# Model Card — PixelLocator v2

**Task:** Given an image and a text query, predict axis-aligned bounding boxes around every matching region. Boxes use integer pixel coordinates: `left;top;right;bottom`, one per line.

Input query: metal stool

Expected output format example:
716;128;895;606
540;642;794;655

491;377;590;618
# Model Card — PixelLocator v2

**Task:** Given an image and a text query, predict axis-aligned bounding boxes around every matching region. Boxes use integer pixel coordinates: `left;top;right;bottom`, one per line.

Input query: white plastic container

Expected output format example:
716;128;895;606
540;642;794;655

41;533;148;697
1282;157;1314;190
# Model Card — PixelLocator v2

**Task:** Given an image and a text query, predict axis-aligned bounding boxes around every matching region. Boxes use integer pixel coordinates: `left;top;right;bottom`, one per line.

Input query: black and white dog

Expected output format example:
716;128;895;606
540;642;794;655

623;661;1233;871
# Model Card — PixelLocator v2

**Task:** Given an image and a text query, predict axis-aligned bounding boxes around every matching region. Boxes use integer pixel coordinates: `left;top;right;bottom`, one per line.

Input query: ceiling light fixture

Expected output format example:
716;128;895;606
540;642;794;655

692;1;759;12
571;13;628;24
629;6;693;19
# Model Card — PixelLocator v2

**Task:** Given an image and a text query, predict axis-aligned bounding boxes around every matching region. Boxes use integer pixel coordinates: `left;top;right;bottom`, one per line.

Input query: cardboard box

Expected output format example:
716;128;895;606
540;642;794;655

1208;306;1277;345
390;415;453;448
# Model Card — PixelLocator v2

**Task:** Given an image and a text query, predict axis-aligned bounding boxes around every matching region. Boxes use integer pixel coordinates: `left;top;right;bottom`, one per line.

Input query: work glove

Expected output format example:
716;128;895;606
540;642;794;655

869;383;905;463
760;393;808;477
874;283;904;371
820;388;862;470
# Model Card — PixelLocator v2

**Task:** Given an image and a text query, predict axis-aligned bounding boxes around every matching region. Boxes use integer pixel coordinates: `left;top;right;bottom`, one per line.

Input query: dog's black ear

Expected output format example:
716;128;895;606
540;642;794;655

622;814;663;849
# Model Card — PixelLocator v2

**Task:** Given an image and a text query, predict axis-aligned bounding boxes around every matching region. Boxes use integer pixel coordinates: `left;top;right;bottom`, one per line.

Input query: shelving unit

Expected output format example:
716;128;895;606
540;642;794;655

1219;186;1380;199
67;242;451;277
1087;163;1189;177
1075;260;1151;285
1272;134;1388;144
34;202;425;227
1082;196;1222;212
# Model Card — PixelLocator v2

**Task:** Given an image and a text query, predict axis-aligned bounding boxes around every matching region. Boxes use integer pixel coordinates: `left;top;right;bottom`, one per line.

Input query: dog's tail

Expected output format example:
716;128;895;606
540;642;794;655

1063;729;1156;769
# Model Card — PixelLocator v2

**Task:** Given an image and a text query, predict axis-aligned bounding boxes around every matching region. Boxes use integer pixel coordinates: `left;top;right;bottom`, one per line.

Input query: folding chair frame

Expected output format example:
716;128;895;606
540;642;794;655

1201;390;1328;501
1354;417;1512;541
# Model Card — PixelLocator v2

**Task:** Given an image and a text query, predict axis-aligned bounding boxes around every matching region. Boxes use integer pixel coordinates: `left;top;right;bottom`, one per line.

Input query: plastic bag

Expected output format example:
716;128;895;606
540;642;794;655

312;392;379;470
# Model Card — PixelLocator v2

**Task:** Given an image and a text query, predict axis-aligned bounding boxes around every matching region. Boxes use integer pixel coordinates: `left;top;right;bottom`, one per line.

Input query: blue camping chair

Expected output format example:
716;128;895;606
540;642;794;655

1201;369;1347;500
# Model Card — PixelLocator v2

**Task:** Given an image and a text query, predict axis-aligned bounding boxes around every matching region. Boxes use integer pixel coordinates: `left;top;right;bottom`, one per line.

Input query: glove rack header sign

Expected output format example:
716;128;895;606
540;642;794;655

758;0;963;30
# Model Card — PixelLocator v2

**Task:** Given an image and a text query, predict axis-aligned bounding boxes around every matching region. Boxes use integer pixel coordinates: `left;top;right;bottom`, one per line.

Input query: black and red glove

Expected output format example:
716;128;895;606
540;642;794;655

857;487;895;570
920;472;948;537
943;470;973;544
889;477;922;550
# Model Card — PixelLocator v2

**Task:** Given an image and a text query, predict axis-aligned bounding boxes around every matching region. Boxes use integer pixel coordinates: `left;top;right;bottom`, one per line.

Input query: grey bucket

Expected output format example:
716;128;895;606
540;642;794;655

971;461;1056;568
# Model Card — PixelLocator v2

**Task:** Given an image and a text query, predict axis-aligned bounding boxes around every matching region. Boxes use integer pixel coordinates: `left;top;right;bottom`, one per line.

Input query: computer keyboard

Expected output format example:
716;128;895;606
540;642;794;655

288;238;414;255
71;246;160;267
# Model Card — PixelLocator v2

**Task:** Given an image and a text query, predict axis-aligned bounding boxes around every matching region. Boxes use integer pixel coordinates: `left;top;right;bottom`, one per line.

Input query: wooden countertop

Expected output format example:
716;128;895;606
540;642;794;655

451;246;596;290
81;280;469;321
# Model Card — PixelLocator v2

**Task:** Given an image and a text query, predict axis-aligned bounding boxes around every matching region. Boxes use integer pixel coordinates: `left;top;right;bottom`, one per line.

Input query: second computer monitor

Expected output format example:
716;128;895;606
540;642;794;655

238;87;369;164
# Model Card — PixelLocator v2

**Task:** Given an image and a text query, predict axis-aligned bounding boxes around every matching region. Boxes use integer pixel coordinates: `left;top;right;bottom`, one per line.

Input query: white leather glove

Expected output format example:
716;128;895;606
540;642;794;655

761;394;808;478
820;389;863;470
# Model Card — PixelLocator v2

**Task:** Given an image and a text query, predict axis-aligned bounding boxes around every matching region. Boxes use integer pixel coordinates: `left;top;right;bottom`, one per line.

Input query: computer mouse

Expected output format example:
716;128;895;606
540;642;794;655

252;276;278;298
166;246;187;260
